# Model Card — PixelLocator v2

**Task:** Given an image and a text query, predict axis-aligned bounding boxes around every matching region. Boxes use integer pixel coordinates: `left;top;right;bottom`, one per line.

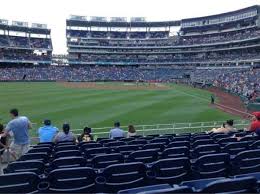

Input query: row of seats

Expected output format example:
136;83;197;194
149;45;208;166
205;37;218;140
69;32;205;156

1;166;260;193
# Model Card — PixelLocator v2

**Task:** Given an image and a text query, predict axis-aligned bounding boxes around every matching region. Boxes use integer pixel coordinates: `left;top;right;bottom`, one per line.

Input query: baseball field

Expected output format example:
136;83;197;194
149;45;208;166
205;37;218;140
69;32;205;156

0;82;241;137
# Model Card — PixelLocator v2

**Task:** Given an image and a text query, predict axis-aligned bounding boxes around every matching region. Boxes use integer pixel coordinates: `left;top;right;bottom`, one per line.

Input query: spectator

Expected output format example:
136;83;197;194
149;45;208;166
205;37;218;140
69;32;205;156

54;123;76;143
78;127;93;142
127;125;137;138
248;112;260;132
0;109;32;159
38;119;58;143
109;121;125;139
209;120;236;134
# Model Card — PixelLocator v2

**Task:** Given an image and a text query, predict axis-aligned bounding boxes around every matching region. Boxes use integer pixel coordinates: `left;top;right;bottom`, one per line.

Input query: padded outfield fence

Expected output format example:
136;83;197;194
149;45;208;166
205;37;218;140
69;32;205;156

29;120;250;143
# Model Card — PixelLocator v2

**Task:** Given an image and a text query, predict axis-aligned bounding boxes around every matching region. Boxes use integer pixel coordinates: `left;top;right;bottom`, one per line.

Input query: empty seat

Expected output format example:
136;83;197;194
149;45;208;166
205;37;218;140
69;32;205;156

99;139;116;145
222;141;249;156
84;147;111;159
217;137;237;146
0;172;40;194
46;167;96;193
55;145;78;152
115;145;141;156
181;177;223;191
55;141;75;146
167;141;190;149
211;133;230;140
4;160;45;175
128;139;148;145
199;177;257;193
80;142;103;151
192;153;230;179
240;136;258;142
149;157;191;184
128;149;158;163
192;135;211;142
150;138;169;145
192;139;215;148
143;143;165;152
96;162;146;193
50;156;86;170
161;147;189;159
54;150;81;158
104;141;126;148
92;153;124;169
120;137;135;142
172;136;190;142
250;140;260;149
192;144;220;158
28;147;52;154
139;136;154;141
19;152;49;163
232;149;260;175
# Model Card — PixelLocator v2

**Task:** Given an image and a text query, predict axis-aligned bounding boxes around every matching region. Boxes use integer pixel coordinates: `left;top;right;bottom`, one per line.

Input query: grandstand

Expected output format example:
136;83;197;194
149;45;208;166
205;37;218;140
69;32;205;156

1;4;260;194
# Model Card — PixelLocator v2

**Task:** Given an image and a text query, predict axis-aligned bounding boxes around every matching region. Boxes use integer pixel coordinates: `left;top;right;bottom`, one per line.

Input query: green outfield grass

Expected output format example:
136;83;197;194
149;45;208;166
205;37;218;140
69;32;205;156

0;82;239;137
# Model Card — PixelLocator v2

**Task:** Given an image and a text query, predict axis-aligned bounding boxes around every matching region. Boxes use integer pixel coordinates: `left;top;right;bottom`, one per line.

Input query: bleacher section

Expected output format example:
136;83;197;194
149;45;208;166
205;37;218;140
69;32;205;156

2;130;260;193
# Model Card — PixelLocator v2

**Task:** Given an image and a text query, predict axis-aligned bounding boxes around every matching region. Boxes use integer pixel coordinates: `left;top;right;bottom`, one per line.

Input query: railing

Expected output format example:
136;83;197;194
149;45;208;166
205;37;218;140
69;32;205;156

30;119;250;143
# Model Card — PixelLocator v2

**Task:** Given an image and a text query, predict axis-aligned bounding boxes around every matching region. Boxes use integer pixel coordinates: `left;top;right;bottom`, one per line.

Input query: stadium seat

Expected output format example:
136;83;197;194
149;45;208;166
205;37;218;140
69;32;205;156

128;139;148;145
148;157;191;184
55;145;79;152
250;140;260;149
191;144;221;158
19;152;49;163
4;160;45;175
104;141;126;148
96;162;146;193
192;153;230;179
54;150;82;158
120;137;135;142
192;135;211;142
128;149;158;163
217;137;237;146
50;156;86;170
232;149;260;175
167;141;190;149
172;136;190;142
181;177;223;191
0;172;40;194
150;138;169;145
55;141;75;146
115;144;141;156
99;139;116;145
84;147;111;159
46;167;96;193
222;141;249;156
211;133;230;140
142;143;165;152
28;147;52;154
192;139;215;148
161;146;189;159
91;153;124;169
79;142;102;150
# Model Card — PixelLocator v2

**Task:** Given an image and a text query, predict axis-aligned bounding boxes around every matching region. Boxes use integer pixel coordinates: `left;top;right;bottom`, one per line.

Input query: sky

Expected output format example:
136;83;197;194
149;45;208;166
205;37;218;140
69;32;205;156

0;0;259;54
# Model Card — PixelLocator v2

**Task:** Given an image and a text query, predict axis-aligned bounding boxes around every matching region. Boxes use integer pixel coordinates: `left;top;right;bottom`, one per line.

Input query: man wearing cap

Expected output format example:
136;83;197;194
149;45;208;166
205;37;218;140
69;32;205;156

38;119;58;143
248;112;260;132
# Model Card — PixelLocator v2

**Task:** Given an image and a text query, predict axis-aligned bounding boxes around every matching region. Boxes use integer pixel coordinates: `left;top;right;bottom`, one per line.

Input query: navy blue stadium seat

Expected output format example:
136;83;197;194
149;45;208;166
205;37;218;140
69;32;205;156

232;149;260;175
54;150;82;158
92;153;124;169
172;136;190;142
104;141;126;148
28;147;52;154
150;138;169;145
19;152;49;163
192;144;221;158
99;139;117;144
4;160;45;175
167;141;190;149
79;142;103;151
181;177;223;191
115;144;141;156
222;141;249;156
161;147;189;159
55;145;78;152
192;153;230;179
192;139;215;148
217;137;237;146
55;141;75;146
148;157;191;184
120;137;135;142
211;133;230;140
128;139;148;145
96;162;146;193
50;156;86;170
46;167;96;193
0;172;40;194
139;136;154;141
250;140;260;149
192;135;211;142
84;147;111;159
142;143;165;152
128;149;158;163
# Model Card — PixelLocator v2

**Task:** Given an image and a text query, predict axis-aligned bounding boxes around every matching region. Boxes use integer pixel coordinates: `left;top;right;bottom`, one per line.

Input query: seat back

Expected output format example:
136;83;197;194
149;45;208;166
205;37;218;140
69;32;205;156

116;145;141;156
150;157;191;184
250;140;260;149
100;162;146;192
128;139;148;145
28;147;52;154
19;152;49;163
201;177;257;193
55;145;78;152
0;172;40;194
172;136;190;142
150;138;169;145
4;160;45;175
192;144;220;158
192;139;215;148
51;156;86;170
223;141;249;155
167;141;190;149
143;143;165;152
192;135;211;142
47;167;96;193
54;150;81;158
84;147;111;159
99;139;116;145
104;141;126;148
162;147;189;159
128;149;158;163
92;153;124;169
193;153;230;179
80;143;103;151
217;137;237;145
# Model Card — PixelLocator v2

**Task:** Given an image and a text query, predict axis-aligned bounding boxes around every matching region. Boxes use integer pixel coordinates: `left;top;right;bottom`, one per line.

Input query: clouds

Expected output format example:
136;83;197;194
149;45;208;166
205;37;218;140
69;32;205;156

0;0;258;54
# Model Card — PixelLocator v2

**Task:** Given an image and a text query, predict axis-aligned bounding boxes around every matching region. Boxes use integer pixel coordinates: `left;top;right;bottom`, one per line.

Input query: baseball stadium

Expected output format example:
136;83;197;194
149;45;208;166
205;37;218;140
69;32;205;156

0;1;260;193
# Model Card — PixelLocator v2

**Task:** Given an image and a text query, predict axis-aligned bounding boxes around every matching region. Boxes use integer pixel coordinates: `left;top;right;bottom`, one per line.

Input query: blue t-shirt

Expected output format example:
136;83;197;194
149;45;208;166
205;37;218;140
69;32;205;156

5;116;30;145
109;128;125;139
38;125;58;143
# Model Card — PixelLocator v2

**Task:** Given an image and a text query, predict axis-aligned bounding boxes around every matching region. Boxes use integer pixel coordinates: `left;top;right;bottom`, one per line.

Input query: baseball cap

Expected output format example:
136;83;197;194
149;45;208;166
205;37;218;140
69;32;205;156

252;112;260;119
44;119;51;125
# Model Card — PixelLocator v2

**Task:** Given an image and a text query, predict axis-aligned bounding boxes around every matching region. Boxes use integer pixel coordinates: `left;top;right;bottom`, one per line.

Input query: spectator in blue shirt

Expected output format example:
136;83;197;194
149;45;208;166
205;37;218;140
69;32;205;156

109;121;125;139
38;119;58;143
